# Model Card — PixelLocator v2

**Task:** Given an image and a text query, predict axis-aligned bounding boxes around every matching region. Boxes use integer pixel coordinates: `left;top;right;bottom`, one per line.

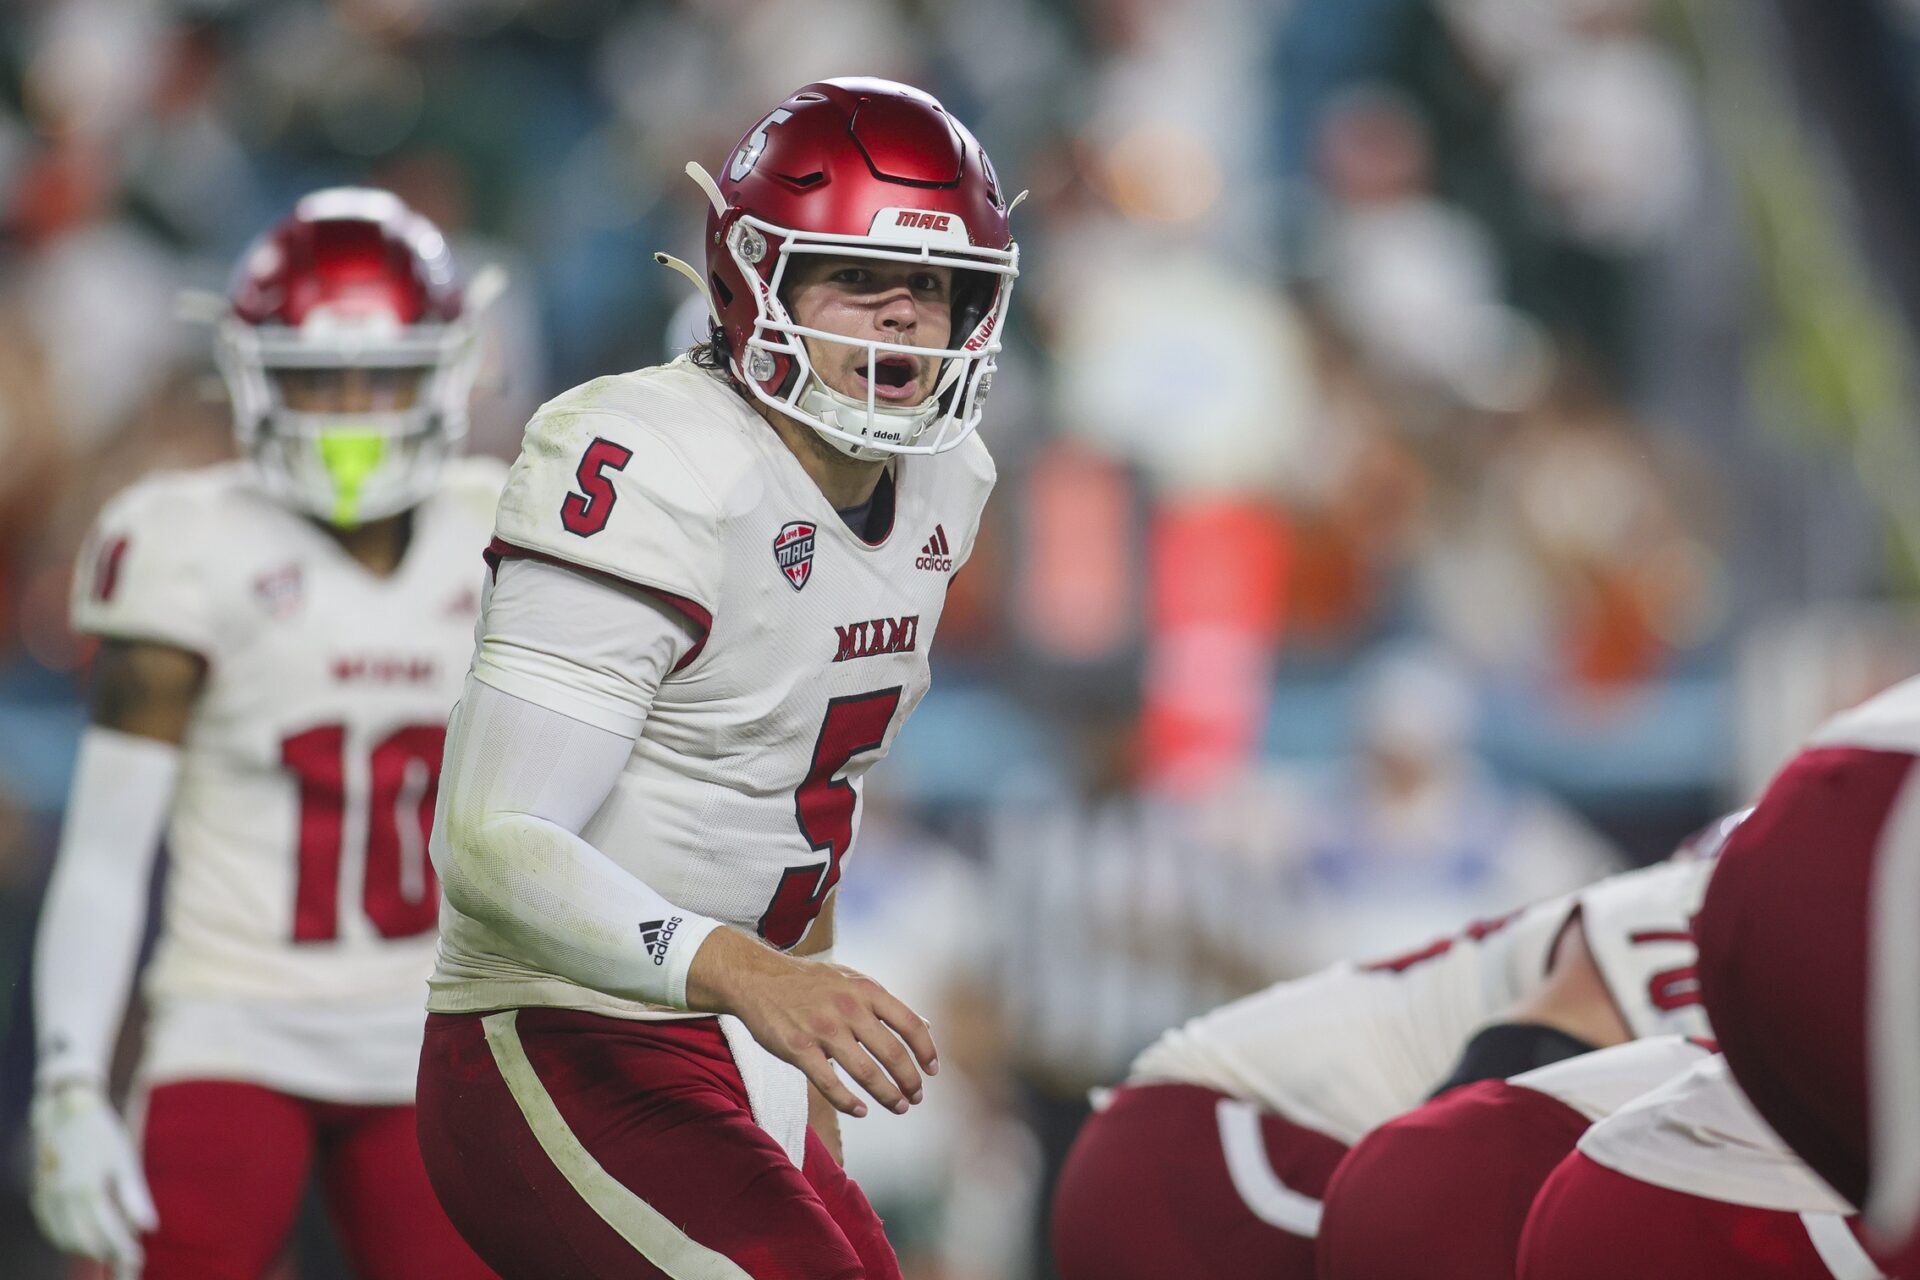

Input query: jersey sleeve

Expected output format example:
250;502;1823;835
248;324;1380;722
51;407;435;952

70;476;222;657
473;557;698;738
491;403;724;634
1129;898;1575;1141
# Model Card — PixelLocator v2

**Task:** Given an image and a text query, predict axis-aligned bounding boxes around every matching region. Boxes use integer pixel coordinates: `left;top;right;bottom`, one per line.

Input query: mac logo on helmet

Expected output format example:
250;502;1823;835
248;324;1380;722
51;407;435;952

895;210;952;232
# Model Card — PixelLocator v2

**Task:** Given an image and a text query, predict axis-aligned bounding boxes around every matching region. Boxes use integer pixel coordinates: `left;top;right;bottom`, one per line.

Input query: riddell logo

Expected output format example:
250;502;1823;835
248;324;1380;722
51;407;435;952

638;916;681;965
964;310;998;353
895;210;952;232
916;524;954;572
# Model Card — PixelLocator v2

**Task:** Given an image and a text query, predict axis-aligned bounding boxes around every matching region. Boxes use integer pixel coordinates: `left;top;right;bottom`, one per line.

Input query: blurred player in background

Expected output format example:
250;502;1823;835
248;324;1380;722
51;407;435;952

415;78;1018;1279
1050;818;1731;1280
28;189;500;1278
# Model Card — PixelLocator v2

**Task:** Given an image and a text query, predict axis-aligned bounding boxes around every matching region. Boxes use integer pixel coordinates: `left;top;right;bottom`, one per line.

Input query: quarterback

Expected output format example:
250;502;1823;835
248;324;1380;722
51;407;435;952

30;190;497;1276
1051;823;1731;1280
415;79;1019;1279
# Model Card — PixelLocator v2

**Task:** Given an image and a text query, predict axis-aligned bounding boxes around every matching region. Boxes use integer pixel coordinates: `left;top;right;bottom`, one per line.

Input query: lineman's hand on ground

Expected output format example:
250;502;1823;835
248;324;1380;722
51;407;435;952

29;1081;159;1266
686;927;939;1118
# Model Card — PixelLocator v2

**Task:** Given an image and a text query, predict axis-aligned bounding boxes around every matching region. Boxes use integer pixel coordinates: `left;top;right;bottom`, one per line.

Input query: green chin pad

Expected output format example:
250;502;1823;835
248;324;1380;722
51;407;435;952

316;431;386;527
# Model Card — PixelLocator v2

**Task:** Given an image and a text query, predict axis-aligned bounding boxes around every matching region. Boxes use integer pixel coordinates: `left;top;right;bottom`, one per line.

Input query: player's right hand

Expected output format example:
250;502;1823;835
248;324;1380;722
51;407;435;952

29;1080;159;1267
686;928;939;1119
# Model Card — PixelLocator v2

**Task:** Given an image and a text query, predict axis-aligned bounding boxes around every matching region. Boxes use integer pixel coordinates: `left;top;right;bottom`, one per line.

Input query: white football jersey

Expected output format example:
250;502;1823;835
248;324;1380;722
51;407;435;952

1580;1055;1855;1215
428;359;995;1020
1508;1034;1714;1123
1129;856;1717;1144
71;457;503;1099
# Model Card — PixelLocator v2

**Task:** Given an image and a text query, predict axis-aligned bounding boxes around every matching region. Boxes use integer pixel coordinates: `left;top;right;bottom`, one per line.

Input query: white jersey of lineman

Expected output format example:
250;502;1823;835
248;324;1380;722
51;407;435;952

1579;1058;1881;1280
1129;856;1716;1144
71;457;503;1102
1507;1034;1715;1123
427;358;995;1021
1581;1055;1857;1216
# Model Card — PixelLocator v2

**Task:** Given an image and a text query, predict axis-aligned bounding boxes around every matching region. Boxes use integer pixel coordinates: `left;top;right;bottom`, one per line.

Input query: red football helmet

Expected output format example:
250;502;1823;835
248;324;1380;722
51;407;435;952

673;77;1020;460
214;188;487;526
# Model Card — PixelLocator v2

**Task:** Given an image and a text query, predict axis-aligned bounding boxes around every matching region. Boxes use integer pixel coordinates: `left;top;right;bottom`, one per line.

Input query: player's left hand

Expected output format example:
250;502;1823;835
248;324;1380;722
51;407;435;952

686;926;939;1119
29;1080;160;1267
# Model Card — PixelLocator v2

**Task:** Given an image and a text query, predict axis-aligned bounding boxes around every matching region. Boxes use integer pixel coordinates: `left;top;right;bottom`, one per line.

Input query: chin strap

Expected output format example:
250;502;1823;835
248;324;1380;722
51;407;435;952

653;162;729;327
684;161;727;215
652;253;720;326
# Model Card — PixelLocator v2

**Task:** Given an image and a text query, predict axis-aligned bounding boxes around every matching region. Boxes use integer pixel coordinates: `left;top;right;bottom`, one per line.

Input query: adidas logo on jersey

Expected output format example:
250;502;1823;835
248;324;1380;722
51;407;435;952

637;916;681;965
916;524;953;572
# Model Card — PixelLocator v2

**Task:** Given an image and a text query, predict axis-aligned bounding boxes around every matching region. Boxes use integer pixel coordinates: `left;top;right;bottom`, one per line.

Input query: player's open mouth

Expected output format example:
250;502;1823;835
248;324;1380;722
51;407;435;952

854;354;922;402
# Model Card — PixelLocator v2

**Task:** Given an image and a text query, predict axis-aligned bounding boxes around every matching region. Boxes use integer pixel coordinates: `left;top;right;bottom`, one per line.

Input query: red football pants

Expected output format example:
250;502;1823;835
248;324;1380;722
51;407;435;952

135;1079;492;1279
1051;1082;1349;1280
1519;1151;1874;1280
1317;1080;1591;1280
416;1008;900;1280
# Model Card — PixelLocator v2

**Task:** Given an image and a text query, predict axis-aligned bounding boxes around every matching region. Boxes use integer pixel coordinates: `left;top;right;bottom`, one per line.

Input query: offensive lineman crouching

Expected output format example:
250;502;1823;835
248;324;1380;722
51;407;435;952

415;79;1020;1279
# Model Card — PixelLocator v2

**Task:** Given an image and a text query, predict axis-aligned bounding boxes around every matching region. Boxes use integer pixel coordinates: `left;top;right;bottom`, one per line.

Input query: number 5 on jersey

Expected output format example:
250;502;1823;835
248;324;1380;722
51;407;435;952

759;688;903;949
561;438;633;537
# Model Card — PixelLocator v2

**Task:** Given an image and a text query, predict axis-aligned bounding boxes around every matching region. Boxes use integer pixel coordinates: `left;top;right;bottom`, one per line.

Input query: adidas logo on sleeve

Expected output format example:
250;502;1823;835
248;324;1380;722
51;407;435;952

915;524;954;572
638;917;682;965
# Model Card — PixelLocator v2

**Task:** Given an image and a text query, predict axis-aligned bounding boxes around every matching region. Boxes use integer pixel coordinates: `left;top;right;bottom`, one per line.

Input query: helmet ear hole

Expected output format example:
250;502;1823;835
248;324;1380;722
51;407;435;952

711;274;734;308
950;269;997;343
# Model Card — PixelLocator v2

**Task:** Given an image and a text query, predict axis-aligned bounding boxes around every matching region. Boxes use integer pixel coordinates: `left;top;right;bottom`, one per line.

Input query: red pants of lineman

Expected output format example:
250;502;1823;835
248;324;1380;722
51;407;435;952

1317;1080;1590;1280
1519;1151;1871;1279
136;1079;491;1279
1695;745;1904;1212
1050;1082;1349;1280
416;1009;899;1280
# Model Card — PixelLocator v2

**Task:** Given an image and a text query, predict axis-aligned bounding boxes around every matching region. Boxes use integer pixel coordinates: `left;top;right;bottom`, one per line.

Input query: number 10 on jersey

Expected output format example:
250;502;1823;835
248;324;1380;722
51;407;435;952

282;724;446;942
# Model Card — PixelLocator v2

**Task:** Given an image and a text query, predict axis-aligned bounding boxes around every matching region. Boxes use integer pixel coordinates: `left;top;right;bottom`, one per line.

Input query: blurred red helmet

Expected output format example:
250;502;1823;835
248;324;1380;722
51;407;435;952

215;188;486;526
692;77;1020;460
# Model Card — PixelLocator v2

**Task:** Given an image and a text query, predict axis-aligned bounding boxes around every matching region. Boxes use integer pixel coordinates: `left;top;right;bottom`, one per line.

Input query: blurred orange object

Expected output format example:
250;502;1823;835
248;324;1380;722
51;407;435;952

1139;499;1292;793
1016;439;1139;665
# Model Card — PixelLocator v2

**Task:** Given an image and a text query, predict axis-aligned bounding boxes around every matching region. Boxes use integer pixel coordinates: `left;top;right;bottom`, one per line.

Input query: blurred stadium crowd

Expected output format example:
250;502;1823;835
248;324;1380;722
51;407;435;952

3;0;1919;1275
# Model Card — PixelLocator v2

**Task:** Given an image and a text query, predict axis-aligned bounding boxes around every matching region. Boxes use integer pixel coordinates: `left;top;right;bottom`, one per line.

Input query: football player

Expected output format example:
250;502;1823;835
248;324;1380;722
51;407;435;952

1050;819;1734;1280
1695;674;1920;1277
414;78;1018;1278
29;190;501;1277
1315;1035;1713;1279
1518;1055;1881;1279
